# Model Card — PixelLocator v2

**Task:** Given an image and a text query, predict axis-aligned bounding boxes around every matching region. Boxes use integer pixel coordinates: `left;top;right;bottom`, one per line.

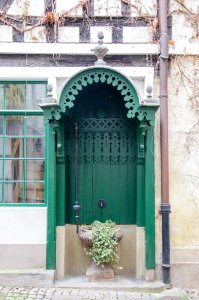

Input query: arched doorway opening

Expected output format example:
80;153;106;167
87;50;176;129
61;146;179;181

66;82;136;224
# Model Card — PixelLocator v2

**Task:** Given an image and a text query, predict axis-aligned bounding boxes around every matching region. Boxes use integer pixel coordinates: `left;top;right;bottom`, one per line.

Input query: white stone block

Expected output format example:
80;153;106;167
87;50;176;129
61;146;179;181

7;0;44;16
123;26;151;43
130;0;157;17
170;0;199;13
24;26;46;43
58;27;79;43
94;0;121;17
56;0;82;16
0;25;12;42
90;26;112;43
172;14;198;44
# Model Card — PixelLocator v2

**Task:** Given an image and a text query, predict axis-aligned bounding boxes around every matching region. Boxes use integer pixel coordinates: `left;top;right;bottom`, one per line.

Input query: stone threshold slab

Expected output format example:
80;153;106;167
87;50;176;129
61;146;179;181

55;275;165;292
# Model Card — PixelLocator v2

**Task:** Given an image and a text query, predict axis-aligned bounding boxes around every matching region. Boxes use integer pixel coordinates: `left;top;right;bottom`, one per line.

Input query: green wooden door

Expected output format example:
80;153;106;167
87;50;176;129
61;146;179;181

66;83;136;224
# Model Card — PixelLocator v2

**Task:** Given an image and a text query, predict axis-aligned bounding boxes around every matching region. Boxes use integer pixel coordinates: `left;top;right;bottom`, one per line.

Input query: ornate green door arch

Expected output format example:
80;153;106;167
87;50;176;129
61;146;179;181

41;66;158;272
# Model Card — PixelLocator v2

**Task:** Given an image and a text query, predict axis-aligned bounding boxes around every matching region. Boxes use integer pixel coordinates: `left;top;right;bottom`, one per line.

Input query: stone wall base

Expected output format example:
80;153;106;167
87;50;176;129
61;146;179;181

156;263;199;289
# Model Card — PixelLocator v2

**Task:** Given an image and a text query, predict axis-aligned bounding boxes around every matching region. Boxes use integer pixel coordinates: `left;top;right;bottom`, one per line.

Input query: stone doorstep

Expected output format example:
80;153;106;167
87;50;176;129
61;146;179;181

0;270;55;287
55;275;165;292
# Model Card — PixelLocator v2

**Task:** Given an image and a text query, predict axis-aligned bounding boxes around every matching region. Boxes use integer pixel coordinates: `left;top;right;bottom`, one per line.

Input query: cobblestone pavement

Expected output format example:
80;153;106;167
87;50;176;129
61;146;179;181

0;286;198;300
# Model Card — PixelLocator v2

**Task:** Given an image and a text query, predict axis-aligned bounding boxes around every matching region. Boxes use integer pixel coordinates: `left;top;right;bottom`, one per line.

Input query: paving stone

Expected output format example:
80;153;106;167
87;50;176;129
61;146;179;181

0;285;196;300
70;290;80;295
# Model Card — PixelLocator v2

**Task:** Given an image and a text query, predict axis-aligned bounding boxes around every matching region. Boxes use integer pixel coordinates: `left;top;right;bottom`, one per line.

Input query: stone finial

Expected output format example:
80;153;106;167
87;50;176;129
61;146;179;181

39;83;58;108
146;85;153;99
44;84;57;104
91;31;109;66
144;85;157;104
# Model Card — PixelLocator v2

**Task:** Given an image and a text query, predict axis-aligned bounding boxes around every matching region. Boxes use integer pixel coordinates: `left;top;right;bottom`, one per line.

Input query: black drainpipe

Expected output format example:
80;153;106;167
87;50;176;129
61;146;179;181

159;0;171;284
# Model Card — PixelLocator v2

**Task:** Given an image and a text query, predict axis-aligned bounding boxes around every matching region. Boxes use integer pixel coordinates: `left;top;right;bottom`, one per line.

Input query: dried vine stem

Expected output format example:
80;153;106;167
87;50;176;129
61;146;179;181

170;0;199;38
0;0;159;41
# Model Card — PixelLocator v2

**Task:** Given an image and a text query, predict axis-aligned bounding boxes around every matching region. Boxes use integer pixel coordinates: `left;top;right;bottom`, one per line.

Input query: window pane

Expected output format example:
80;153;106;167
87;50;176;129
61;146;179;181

26;137;45;158
0;139;3;158
0;84;4;109
6;116;24;136
26;160;44;180
4;160;24;181
6;84;25;110
5;138;24;158
26;182;44;203
0;116;3;135
26;116;44;136
26;83;46;110
0;160;2;180
0;182;2;202
4;182;23;203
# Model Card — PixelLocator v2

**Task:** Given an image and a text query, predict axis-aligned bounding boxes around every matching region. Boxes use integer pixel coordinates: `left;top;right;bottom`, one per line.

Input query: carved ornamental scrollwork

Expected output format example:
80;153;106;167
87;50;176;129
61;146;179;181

42;67;158;126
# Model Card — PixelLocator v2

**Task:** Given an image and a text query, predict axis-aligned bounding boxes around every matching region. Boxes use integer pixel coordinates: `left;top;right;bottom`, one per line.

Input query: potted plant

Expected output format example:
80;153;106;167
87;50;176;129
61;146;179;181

79;220;123;281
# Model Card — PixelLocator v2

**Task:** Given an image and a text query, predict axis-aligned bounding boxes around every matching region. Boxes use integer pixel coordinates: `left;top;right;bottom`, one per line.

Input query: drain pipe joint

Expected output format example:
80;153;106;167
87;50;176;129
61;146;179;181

160;33;169;59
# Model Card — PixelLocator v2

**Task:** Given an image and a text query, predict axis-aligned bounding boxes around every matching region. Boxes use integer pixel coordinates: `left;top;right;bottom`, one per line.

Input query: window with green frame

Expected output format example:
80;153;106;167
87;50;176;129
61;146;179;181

0;82;47;204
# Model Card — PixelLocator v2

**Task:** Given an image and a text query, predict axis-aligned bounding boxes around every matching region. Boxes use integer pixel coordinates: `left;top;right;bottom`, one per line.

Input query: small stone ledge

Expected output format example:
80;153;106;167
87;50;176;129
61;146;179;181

0;269;55;287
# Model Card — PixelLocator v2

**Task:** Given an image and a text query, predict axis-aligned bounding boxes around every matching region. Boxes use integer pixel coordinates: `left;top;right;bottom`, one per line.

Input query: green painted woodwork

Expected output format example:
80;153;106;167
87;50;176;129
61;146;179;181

136;159;145;226
43;67;158;126
0;111;43;115
136;121;147;226
65;83;136;224
41;67;158;272
145;126;155;269
46;123;56;269
56;157;66;226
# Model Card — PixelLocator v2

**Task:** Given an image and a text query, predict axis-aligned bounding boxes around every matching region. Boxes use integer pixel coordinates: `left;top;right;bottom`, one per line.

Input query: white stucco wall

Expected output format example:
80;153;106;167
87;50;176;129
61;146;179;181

0;207;47;244
154;55;199;287
169;57;199;252
7;0;44;16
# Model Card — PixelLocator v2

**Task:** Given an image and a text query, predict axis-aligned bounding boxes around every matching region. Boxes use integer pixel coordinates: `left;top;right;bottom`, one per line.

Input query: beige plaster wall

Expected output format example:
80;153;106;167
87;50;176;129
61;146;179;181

56;225;143;279
154;56;199;287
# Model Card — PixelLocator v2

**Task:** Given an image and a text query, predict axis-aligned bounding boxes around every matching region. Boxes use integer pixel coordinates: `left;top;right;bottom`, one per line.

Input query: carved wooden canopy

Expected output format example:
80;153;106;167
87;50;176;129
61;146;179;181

41;67;158;126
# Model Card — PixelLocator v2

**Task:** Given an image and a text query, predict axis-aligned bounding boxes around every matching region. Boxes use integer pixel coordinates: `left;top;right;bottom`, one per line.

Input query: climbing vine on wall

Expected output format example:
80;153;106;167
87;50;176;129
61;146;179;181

0;0;159;41
0;0;198;44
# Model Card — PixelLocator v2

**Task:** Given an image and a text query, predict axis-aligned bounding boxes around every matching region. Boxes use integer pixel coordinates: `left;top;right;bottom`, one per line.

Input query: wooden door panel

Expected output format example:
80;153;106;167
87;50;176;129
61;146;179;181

66;83;136;224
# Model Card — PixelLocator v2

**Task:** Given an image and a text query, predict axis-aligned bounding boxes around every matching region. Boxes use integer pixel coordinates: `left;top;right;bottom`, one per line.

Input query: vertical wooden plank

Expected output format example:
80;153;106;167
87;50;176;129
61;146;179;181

145;126;155;270
126;159;136;224
93;162;102;222
83;161;93;224
56;121;66;225
110;163;120;224
136;121;146;226
56;158;66;226
101;162;111;222
78;160;85;224
67;160;75;224
136;159;145;226
84;132;95;224
119;163;127;224
46;123;56;270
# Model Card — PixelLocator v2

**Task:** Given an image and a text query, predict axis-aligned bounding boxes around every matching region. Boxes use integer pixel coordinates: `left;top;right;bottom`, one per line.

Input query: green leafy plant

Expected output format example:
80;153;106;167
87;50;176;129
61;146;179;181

87;220;119;269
